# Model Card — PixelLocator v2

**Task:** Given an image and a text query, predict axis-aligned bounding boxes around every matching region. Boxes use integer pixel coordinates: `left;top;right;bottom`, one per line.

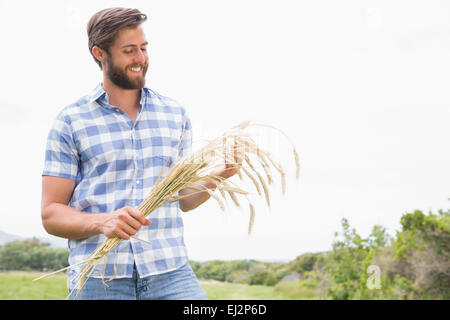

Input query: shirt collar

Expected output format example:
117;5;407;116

88;83;150;107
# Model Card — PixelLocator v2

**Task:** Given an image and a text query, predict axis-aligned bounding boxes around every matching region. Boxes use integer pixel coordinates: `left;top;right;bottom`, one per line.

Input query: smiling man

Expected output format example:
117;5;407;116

41;7;239;300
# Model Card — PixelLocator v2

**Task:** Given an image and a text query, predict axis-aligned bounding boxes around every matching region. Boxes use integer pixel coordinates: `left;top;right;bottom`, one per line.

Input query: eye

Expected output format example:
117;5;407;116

124;50;133;54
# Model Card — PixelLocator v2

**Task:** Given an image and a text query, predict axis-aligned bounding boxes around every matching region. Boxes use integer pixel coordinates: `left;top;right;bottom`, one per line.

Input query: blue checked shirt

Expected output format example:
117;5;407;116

42;83;192;280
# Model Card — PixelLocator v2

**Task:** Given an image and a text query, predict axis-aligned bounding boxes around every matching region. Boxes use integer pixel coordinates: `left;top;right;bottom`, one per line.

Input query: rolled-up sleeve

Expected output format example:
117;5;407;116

42;114;79;180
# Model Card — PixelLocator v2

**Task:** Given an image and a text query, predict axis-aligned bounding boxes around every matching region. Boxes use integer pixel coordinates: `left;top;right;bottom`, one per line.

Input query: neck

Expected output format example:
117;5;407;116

102;76;141;112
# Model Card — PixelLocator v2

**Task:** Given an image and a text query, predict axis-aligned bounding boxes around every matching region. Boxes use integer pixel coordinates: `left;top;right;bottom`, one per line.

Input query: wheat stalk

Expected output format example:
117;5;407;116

33;120;300;299
248;203;256;235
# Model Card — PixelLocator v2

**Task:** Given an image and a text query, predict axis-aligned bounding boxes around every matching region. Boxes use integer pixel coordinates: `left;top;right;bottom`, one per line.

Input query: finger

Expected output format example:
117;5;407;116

114;227;131;240
118;220;138;237
118;209;142;230
232;140;243;165
123;206;148;226
235;153;243;165
223;137;228;165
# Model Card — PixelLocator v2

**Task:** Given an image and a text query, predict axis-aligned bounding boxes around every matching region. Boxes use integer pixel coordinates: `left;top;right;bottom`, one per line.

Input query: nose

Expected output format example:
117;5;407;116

135;48;147;64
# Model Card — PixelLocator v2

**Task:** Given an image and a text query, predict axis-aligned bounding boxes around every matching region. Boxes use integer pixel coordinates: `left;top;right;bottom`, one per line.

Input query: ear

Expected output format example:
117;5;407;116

92;46;106;64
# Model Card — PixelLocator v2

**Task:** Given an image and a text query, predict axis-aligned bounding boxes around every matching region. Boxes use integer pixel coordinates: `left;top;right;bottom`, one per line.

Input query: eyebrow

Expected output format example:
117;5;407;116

120;42;149;49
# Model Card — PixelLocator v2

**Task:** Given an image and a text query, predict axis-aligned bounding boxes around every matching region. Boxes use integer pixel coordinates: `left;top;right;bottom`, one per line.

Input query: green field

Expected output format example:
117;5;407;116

0;272;68;299
0;272;318;300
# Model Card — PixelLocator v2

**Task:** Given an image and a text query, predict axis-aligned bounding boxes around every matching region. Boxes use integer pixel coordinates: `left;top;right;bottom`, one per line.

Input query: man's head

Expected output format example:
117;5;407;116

87;8;149;89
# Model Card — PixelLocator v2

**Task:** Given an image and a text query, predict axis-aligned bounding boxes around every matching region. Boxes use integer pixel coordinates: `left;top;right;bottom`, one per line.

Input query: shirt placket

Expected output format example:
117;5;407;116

129;107;147;276
130;127;143;207
133;100;145;207
103;93;149;277
108;100;145;208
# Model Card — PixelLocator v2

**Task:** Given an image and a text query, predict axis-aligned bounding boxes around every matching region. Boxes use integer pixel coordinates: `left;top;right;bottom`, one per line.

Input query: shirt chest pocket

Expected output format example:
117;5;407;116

75;124;182;173
141;126;182;169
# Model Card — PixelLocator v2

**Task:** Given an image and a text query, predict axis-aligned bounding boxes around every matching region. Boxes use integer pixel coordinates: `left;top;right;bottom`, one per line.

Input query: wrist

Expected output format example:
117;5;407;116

87;213;108;236
210;167;229;180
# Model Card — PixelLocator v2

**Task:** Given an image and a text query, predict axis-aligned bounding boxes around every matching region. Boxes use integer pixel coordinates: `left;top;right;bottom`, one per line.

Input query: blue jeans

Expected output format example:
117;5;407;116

69;262;208;300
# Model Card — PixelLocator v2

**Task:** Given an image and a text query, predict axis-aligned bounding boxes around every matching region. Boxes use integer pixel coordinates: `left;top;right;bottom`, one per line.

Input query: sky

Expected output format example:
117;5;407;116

0;0;449;261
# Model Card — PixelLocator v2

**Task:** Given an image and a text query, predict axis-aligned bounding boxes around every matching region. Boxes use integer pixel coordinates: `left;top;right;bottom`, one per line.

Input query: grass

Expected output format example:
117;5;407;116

0;272;317;300
200;280;317;300
0;271;68;300
274;280;321;299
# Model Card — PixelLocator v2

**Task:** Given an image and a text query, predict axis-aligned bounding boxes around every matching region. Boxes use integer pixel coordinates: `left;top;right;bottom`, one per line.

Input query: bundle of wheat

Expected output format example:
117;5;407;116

33;121;300;299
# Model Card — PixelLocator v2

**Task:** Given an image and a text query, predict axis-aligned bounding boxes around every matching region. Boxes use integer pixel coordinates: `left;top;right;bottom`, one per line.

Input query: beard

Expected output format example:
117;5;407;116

105;55;148;90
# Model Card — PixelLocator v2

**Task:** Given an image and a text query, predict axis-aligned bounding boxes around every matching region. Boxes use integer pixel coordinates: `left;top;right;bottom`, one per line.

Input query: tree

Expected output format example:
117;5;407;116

0;238;68;271
392;209;450;299
0;241;30;270
326;219;390;299
249;270;277;286
289;253;317;275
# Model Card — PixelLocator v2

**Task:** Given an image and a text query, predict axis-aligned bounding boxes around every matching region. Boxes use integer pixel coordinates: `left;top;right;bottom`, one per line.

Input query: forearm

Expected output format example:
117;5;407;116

178;176;221;212
42;203;107;240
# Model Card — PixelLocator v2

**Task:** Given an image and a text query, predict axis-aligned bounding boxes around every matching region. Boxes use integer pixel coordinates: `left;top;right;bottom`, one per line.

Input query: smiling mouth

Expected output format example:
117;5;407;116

129;66;142;72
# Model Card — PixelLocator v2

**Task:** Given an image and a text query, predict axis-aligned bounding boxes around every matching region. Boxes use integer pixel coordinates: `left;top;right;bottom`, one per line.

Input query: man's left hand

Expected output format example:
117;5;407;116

210;143;243;180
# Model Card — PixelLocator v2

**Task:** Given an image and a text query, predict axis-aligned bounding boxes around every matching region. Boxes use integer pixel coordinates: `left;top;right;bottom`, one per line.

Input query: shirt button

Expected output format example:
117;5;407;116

136;181;140;185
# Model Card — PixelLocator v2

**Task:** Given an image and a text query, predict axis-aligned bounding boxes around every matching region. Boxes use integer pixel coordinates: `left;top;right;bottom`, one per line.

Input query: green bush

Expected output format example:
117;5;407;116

391;209;450;299
248;270;278;286
0;238;68;271
289;253;317;274
226;270;250;284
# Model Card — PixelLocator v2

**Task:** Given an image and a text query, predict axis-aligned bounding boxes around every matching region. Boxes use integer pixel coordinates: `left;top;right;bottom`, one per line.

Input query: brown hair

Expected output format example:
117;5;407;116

87;7;147;69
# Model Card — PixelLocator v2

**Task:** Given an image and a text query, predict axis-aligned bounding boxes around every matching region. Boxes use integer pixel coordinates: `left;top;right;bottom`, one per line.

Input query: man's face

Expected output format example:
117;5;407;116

104;26;149;90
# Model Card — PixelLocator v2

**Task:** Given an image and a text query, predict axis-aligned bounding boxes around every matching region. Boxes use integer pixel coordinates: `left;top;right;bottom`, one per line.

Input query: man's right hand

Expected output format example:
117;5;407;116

101;206;152;240
42;176;152;240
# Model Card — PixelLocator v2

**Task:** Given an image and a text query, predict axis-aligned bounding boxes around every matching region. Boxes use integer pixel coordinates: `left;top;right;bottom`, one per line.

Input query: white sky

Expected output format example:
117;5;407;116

0;0;449;261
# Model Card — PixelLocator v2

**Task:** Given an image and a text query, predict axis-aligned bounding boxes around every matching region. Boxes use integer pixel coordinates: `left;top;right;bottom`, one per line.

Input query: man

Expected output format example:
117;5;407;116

41;7;239;300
